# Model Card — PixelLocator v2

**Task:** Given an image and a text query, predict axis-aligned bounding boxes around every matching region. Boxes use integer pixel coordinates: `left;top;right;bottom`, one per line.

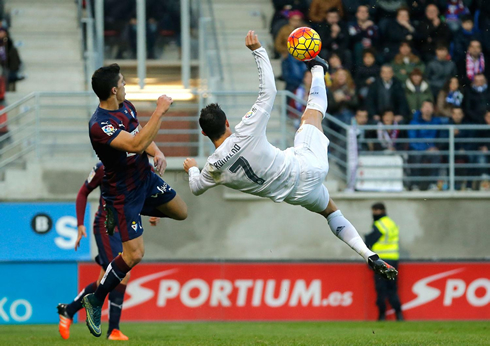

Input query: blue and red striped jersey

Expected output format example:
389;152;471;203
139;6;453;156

88;100;152;198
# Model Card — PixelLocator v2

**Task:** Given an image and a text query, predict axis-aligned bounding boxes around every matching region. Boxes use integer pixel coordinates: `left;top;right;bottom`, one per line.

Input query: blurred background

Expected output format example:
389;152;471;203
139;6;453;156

0;0;489;325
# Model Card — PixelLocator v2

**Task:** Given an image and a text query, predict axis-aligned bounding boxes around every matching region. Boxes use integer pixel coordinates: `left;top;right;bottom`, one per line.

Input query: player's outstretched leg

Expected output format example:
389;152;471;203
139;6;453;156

57;281;98;339
298;56;329;132
319;199;398;280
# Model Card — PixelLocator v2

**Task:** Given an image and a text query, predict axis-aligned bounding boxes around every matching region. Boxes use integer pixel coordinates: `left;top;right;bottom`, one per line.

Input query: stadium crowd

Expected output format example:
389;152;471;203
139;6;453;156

273;0;490;190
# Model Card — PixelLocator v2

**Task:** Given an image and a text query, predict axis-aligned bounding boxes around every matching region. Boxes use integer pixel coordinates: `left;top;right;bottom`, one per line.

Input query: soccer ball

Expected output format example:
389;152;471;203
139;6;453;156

287;27;322;61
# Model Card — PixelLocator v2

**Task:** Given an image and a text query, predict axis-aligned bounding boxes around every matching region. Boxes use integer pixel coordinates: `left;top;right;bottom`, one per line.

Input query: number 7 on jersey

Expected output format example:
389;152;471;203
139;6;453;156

229;156;265;185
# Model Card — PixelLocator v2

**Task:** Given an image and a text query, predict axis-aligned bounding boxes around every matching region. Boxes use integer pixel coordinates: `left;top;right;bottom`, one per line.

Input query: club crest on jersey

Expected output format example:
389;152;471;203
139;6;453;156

131;221;138;231
102;124;116;136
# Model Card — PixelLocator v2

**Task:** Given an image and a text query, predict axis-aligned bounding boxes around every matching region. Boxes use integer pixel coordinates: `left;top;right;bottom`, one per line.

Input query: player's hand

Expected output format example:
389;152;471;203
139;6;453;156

149;217;159;226
154;150;167;175
156;94;173;116
75;225;87;251
183;158;198;173
245;30;261;51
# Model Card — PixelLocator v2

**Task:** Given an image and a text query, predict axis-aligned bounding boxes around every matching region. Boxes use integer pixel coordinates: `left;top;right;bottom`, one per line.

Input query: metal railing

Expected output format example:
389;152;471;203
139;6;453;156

78;0;99;89
2;89;490;192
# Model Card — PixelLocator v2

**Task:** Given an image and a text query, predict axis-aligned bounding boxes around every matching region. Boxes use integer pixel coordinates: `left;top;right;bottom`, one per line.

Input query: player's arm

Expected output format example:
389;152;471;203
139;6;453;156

183;158;217;196
247;30;277;113
74;165;103;251
110;95;173;154
140;125;167;175
235;31;277;137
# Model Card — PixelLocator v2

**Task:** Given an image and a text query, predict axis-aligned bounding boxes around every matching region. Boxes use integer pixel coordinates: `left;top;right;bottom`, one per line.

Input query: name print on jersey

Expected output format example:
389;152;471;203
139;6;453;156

212;144;241;169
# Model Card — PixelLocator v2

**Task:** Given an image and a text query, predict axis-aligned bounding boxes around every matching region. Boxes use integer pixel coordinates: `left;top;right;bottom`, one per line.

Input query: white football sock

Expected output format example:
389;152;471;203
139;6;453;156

327;210;375;262
306;65;328;118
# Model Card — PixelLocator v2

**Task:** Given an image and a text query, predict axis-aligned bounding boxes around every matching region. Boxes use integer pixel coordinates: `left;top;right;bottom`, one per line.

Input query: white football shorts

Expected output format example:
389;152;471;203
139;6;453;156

284;124;330;213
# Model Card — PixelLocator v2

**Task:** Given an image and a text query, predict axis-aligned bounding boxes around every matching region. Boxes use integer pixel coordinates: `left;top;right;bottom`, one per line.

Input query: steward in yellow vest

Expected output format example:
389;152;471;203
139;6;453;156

365;202;403;321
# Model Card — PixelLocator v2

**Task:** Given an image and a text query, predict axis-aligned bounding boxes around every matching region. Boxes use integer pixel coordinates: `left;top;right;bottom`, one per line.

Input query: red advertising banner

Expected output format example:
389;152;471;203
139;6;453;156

78;262;490;321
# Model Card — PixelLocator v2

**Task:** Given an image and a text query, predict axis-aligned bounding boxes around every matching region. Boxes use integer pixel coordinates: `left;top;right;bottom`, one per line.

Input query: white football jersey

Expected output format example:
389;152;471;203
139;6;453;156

188;47;302;202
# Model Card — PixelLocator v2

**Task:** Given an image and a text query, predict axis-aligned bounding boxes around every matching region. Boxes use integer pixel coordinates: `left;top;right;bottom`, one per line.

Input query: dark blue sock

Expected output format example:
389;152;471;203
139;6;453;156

66;281;97;318
108;283;126;334
93;255;131;305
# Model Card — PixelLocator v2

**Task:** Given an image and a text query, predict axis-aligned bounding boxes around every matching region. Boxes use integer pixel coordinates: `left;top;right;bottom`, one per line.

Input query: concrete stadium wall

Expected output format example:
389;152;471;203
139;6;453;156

1;160;489;260
131;173;490;261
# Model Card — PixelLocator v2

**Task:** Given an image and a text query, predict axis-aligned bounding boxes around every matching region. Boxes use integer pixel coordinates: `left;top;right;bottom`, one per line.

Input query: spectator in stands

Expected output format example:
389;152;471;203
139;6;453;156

348;5;379;66
407;0;435;24
355;49;380;102
404;68;433;117
343;0;377;22
373;0;407;22
408;100;442;191
325;52;344;87
274;11;305;58
309;0;344;23
436;77;464;117
126;0;166;59
391;41;425;84
463;73;490;123
271;0;309;40
442;0;470;32
366;65;410;122
459;40;485;85
426;44;458;98
317;9;352;69
353;107;374;151
452;15;482;64
0;28;22;91
374;109;402;151
383;8;416;62
328;69;358;123
282;54;308;92
414;4;452;62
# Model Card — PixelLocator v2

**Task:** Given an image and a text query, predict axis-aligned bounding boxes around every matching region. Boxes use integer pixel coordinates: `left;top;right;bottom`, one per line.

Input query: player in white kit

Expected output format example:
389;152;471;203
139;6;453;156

183;31;397;280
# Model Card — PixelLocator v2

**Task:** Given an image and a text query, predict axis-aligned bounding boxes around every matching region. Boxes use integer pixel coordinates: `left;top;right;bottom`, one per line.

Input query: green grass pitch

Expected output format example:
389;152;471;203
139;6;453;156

0;321;489;345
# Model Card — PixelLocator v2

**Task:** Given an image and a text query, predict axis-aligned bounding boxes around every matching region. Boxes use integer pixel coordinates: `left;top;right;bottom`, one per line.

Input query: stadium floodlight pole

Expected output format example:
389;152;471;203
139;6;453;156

95;0;104;68
137;0;147;89
181;0;191;89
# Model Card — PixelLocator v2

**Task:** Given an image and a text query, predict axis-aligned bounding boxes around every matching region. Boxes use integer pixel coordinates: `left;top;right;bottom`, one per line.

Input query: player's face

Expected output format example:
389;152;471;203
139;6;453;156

397;10;409;23
355;111;368;125
425;5;438;20
115;74;126;102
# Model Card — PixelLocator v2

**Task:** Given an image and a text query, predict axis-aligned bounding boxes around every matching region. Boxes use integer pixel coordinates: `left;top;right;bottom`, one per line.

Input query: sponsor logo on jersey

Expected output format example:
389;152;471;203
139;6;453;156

212;144;241;169
102;124;116;136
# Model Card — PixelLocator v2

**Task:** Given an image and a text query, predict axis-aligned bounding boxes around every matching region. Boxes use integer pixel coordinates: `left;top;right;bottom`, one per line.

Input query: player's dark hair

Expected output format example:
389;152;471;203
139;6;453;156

91;64;121;101
356;107;368;113
199;103;227;141
327;8;340;15
372;202;386;211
